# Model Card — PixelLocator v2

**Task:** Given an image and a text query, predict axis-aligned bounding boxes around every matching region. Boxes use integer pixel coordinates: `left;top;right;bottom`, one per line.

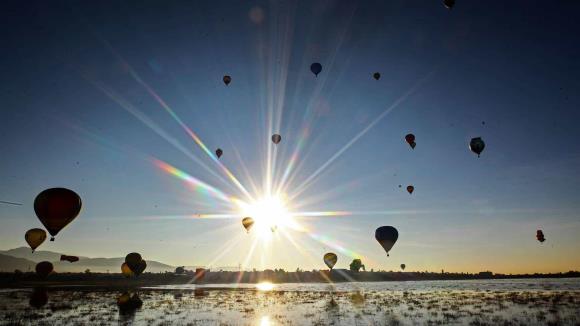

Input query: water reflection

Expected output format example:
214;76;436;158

117;292;143;324
259;316;272;326
29;287;48;308
256;282;274;291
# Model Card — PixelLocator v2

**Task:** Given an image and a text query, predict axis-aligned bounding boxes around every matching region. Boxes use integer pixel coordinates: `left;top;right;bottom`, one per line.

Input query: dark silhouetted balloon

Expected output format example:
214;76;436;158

29;288;48;308
373;72;381;80
34;188;82;241
537;230;546;243
60;255;79;263
323;252;338;269
400;264;406;271
216;148;223;159
469;137;485;157
223;75;231;85
407;185;414;194
310;63;322;76
125;253;142;273
375;226;399;256
271;134;281;144
443;0;455;9
121;262;134;278
25;228;47;252
35;261;53;279
133;260;147;276
242;217;254;233
405;134;416;149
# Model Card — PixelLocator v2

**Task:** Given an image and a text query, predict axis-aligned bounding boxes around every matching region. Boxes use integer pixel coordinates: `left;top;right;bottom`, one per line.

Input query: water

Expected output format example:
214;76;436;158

1;278;579;325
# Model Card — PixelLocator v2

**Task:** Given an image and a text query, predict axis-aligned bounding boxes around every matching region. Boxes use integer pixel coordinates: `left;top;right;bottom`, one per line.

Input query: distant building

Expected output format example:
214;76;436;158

478;271;493;277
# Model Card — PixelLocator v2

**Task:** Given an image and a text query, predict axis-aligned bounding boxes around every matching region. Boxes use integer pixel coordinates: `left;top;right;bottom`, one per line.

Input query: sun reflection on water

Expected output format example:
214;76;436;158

256;282;275;291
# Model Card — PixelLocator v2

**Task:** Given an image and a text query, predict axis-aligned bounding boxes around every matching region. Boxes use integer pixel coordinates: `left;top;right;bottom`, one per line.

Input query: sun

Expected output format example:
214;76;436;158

239;194;298;239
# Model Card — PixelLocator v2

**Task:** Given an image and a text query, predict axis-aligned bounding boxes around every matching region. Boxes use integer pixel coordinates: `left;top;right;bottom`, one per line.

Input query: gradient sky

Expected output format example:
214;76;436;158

1;1;580;274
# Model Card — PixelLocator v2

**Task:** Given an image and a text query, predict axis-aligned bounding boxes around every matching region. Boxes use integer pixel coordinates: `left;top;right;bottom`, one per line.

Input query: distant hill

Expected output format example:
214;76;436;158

0;254;36;272
1;247;87;263
0;247;174;273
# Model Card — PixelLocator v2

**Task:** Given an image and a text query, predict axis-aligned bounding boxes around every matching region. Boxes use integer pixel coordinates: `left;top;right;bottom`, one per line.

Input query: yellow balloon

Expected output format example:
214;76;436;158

121;262;134;278
25;228;47;252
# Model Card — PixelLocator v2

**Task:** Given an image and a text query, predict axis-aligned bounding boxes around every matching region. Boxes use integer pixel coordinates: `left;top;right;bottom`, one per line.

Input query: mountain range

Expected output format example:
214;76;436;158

0;247;175;273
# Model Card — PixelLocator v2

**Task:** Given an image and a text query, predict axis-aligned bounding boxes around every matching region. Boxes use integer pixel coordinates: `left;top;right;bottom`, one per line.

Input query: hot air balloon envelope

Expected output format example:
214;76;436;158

373;72;381;80
271;134;281;144
34;188;82;240
242;217;254;232
60;255;79;263
25;228;47;252
35;261;54;279
216;148;223;159
323;253;338;269
223;75;231;85
469;137;485;157
310;63;322;76
375;226;399;256
407;185;414;194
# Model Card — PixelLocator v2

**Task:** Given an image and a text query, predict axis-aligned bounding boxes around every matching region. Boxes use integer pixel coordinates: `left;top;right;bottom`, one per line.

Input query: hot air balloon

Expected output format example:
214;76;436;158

405;134;416;149
223;75;231;86
469;137;485;157
407;185;414;194
242;217;254;233
537;230;546;243
271;134;281;145
373;72;381;80
375;226;399;257
216;148;223;159
323;253;338;270
400;264;406;271
60;255;79;263
125;253;142;273
443;0;455;9
133;260;147;276
25;228;47;252
121;263;134;278
35;261;53;279
29;288;48;308
34;188;82;241
310;63;322;77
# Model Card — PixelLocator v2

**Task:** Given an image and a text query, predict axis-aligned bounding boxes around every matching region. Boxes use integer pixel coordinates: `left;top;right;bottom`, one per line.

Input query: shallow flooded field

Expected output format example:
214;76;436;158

2;279;580;325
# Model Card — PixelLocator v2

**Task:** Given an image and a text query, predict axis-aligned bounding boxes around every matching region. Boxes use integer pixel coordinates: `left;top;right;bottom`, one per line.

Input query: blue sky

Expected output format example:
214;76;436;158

1;0;579;273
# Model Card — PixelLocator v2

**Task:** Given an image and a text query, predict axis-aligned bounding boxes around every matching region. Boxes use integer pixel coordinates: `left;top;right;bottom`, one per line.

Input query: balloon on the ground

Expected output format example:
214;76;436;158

35;261;53;279
223;75;231;85
121;263;134;278
271;134;281;144
373;72;381;80
323;252;338;269
407;185;414;194
375;226;399;256
25;228;47;252
469;137;485;157
34;188;82;241
216;148;223;159
242;217;254;233
133;260;147;276
310;63;322;76
125;253;142;273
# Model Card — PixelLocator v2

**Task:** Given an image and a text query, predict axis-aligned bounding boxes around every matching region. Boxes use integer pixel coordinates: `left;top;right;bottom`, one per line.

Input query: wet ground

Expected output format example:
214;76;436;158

1;279;580;325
